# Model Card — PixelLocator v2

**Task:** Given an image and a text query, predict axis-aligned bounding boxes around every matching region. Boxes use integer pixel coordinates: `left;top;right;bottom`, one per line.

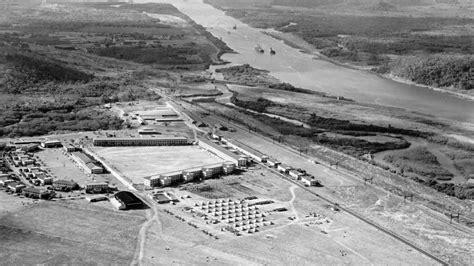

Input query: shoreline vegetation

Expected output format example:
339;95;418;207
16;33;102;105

263;31;474;102
204;0;473;100
207;61;474;199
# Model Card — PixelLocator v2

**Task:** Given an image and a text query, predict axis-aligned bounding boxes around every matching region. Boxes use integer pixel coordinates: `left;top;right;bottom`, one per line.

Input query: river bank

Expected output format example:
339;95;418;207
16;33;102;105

141;0;474;124
263;30;474;102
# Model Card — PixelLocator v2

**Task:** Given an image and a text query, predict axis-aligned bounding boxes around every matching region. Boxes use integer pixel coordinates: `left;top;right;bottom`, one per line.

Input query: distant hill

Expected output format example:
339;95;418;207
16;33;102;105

271;0;468;7
211;0;472;8
371;1;397;11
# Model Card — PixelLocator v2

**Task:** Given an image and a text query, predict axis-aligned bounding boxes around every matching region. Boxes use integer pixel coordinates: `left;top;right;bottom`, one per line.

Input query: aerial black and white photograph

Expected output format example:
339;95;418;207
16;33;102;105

0;0;473;265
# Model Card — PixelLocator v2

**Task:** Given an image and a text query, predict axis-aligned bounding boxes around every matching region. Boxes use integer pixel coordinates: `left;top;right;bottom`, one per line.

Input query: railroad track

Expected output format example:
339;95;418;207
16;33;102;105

169;95;464;264
175;99;474;235
263;165;449;266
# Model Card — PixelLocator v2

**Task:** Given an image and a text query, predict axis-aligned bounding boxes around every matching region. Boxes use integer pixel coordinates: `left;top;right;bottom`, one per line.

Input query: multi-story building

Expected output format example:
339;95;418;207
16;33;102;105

223;162;236;175
71;151;104;174
37;174;53;185
0;176;14;186
7;182;26;193
63;143;78;152
289;170;304;180
85;182;109;193
138;128;160;135
160;171;183;186
93;136;189;147
144;176;161;187
301;175;320;187
277;164;292;174
41;140;62;148
219;138;268;163
198;138;247;167
22;187;51;199
183;168;202;183
21;144;39;152
85;162;104;174
202;164;223;179
53;179;79;191
267;158;281;168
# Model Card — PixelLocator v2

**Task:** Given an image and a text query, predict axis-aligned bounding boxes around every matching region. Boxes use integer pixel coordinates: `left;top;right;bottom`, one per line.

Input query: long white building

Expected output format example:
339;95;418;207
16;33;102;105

93;136;189;147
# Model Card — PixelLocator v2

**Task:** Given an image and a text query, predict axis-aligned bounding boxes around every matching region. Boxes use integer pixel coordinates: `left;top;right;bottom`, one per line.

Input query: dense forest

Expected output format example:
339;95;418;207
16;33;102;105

383;55;473;90
0;51;160;137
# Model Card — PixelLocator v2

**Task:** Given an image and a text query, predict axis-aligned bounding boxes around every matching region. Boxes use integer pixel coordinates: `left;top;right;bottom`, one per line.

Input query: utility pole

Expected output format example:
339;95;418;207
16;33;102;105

449;211;460;224
403;193;413;203
363;177;374;185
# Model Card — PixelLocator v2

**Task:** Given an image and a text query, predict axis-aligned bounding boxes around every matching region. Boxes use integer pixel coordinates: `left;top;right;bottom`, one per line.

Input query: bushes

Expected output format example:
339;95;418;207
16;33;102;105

268;83;322;95
4;110;123;137
0;50;161;137
384;147;454;181
5;53;93;84
386;55;473;90
92;46;198;65
231;95;275;113
307;113;428;137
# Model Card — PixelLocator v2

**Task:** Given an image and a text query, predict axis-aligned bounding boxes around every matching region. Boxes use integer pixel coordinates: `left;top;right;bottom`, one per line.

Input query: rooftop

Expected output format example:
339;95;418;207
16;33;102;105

44;140;61;144
53;179;78;186
162;171;184;177
94;136;187;141
289;170;303;175
87;182;108;186
183;167;203;173
85;161;103;170
8;181;25;187
23;186;48;194
199;137;242;161
203;163;224;169
72;151;94;164
115;191;143;206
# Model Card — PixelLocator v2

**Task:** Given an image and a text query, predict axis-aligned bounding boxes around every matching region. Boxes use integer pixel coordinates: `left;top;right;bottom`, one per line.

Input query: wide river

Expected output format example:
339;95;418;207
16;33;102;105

141;0;474;124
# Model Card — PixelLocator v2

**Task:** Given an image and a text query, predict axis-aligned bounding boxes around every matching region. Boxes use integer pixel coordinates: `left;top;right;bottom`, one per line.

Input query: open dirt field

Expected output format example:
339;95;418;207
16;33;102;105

0;200;145;265
94;146;225;183
139;170;436;265
182;165;293;200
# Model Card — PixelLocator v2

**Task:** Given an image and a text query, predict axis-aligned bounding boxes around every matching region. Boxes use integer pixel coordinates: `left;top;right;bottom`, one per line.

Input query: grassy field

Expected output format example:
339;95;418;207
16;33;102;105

0;189;35;213
383;146;453;181
94;146;225;183
0;200;145;264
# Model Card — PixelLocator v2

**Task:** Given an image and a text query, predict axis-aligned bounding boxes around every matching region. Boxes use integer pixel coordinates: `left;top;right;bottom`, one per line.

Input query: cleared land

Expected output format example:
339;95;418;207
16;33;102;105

0;200;145;265
173;100;474;265
140;169;436;265
94;146;225;183
0;189;35;213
